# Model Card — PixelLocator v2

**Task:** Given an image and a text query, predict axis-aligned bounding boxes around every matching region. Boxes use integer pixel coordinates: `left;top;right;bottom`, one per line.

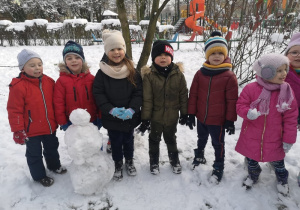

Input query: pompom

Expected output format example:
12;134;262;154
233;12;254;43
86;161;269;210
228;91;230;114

210;31;222;37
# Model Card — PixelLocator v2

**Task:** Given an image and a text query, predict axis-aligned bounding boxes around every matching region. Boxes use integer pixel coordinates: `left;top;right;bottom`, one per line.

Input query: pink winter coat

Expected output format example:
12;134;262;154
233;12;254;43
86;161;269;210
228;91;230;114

235;82;298;162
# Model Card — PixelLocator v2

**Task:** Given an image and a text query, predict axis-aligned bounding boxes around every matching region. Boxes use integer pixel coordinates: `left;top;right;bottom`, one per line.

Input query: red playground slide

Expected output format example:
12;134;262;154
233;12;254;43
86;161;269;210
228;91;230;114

184;0;205;35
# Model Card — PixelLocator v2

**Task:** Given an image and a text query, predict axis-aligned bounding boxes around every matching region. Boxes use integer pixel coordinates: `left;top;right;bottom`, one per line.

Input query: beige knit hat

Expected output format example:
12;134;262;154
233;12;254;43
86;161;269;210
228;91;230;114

102;29;126;55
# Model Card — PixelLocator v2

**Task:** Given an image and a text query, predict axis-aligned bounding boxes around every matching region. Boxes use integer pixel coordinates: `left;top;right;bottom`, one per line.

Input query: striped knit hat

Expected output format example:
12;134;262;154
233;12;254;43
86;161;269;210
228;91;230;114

204;31;228;60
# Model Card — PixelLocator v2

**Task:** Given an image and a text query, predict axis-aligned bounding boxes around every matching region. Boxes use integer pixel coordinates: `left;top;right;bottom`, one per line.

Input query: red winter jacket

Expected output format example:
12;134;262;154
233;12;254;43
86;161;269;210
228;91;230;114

53;66;98;125
7;73;58;137
188;68;238;125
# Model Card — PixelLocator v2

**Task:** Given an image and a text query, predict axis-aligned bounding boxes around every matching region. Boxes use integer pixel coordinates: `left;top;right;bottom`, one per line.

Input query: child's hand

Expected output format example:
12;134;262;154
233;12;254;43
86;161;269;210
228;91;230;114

109;107;125;117
224;120;235;135
283;142;293;153
179;114;188;125
60;121;72;131
186;114;196;130
13;130;28;145
117;108;135;120
247;108;261;120
136;120;151;135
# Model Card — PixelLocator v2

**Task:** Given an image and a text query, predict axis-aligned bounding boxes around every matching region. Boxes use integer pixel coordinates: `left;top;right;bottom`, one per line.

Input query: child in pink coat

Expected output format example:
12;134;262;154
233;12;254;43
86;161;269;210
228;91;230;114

235;53;298;196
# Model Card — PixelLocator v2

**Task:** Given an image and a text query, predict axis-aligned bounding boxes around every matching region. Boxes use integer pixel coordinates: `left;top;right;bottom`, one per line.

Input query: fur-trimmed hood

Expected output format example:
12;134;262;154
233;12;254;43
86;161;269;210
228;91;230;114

58;62;90;74
141;62;184;79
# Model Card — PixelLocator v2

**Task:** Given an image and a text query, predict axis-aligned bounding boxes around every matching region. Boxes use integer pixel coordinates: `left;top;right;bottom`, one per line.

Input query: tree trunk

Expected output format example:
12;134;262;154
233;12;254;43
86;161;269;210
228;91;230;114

116;0;133;59
136;0;170;72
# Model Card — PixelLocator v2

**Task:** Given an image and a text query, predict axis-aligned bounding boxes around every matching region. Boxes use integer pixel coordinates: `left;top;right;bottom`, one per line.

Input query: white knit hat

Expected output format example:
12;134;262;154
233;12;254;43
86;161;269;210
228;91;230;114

102;29;126;55
285;32;300;55
17;49;42;70
253;53;289;80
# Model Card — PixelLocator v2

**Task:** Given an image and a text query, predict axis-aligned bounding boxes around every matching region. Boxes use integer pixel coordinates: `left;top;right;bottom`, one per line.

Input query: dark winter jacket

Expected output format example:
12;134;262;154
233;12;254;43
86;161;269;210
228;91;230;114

7;73;58;137
141;62;188;125
188;66;238;125
93;59;142;132
53;64;98;125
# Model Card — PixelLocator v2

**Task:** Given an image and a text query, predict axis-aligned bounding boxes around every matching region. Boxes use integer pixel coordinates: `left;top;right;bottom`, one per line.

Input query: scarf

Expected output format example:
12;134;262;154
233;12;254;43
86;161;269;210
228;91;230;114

153;62;173;78
250;76;294;114
202;56;232;71
99;61;129;79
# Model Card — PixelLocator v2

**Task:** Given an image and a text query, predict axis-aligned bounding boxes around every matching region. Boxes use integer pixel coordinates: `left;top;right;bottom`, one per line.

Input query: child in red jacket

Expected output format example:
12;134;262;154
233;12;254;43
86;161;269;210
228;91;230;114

186;31;238;183
7;49;66;187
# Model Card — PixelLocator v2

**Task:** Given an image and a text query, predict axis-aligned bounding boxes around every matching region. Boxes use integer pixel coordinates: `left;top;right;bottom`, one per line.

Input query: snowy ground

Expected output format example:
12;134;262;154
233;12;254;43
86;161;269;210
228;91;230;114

0;37;300;210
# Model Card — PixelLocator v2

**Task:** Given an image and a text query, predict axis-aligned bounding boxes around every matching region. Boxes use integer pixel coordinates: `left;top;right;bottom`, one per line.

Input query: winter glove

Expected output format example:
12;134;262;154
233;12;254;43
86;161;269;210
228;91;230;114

179;114;188;125
109;107;125;117
247;108;261;120
60;121;72;131
186;114;196;130
118;108;135;120
224;120;235;135
13;130;28;145
93;117;102;130
136;120;151;135
283;142;293;153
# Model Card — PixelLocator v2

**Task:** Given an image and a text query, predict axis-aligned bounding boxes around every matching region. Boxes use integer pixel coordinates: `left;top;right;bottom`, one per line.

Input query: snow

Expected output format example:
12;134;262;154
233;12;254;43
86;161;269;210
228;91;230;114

103;10;118;16
101;19;121;27
270;33;284;44
158;25;174;32
0;39;300;209
24;19;48;27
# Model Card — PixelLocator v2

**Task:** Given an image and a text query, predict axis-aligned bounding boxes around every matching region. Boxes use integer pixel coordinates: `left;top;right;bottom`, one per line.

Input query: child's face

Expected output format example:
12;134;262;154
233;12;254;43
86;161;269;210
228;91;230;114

107;48;125;64
208;52;225;66
22;58;43;78
154;53;172;67
65;54;83;75
287;45;300;68
267;64;288;84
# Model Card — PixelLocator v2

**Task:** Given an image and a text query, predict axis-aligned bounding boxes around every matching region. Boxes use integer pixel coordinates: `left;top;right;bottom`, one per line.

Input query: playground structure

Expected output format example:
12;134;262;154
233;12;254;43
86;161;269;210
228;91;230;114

184;0;205;35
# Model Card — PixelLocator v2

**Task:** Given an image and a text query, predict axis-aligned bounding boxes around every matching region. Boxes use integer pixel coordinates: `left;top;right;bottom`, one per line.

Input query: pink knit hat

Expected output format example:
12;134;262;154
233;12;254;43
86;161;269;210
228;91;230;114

253;53;289;80
285;32;300;55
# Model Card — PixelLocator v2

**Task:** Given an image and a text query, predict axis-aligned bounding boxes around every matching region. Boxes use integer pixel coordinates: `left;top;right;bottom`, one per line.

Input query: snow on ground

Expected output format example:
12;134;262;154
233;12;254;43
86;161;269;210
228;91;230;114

0;37;300;210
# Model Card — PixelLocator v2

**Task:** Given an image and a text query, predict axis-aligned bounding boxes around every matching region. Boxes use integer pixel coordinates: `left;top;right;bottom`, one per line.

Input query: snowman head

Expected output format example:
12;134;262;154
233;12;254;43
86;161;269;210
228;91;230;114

69;108;91;126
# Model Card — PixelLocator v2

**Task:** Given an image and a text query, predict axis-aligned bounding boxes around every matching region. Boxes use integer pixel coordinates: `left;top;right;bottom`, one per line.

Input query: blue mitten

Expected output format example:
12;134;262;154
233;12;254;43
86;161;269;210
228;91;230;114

109;107;125;117
118;108;135;120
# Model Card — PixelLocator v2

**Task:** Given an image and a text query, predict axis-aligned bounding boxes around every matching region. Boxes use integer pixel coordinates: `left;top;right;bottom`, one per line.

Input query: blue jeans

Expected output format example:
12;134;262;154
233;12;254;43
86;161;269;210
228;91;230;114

196;120;225;163
108;129;134;162
25;133;61;181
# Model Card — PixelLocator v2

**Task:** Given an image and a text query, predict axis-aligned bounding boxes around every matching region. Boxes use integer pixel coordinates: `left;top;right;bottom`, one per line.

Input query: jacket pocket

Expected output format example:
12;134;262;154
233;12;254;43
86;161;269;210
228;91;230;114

27;110;32;132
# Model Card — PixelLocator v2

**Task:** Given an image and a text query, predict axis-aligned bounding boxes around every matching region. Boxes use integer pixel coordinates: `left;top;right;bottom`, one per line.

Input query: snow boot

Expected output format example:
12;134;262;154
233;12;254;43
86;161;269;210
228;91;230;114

211;162;224;182
277;182;289;196
242;176;255;190
168;152;182;174
191;148;206;170
149;153;160;175
125;159;137;176
113;160;123;181
38;176;54;187
52;166;67;174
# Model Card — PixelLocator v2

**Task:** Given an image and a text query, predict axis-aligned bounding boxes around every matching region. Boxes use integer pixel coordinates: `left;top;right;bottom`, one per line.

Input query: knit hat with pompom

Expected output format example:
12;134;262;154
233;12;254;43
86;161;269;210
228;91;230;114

204;31;228;60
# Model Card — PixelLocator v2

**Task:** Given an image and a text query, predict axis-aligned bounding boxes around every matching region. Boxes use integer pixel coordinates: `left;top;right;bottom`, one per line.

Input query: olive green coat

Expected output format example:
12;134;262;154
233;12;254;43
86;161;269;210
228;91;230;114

141;62;188;126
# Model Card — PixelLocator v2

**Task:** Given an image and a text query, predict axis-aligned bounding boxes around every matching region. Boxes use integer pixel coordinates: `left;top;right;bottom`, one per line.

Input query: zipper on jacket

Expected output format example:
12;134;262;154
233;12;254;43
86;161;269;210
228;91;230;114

203;76;212;123
85;86;89;100
73;87;77;101
39;78;53;134
260;115;267;161
27;110;32;132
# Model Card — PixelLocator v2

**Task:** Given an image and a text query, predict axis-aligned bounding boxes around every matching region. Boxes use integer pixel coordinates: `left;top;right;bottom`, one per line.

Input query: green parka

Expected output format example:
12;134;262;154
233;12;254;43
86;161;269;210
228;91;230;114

141;62;188;126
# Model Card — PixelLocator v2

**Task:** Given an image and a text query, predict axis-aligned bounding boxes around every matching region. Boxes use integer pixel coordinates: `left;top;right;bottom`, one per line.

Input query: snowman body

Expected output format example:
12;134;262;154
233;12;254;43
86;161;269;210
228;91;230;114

64;109;114;195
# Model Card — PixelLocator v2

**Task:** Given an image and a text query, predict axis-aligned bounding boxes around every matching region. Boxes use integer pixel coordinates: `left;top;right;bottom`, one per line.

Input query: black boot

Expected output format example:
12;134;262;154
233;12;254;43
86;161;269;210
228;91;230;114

149;153;160;175
211;162;224;182
113;160;123;181
192;148;206;170
125;159;137;176
168;152;182;174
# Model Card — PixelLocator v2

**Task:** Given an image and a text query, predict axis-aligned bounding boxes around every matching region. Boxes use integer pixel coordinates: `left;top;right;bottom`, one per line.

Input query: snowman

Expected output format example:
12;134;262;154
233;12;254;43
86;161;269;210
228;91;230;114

64;108;114;195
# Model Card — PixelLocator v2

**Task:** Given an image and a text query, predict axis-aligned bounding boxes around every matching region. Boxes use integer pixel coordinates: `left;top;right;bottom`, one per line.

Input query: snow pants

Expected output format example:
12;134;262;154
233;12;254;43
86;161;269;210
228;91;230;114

25;133;61;181
148;121;178;156
108;129;134;162
196;121;225;163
